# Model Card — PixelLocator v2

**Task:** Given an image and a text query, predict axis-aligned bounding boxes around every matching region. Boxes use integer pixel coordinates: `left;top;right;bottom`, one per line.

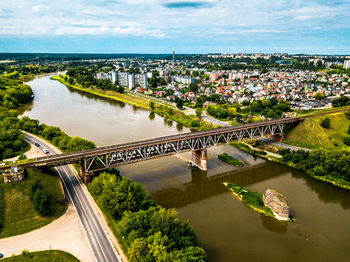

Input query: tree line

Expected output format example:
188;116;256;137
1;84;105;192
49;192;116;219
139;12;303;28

88;172;207;262
0;76;34;160
280;148;350;182
19;116;95;153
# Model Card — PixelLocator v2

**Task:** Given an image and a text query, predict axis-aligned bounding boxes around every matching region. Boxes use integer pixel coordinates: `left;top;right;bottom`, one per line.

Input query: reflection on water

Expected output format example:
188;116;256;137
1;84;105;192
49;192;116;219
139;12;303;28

24;75;350;262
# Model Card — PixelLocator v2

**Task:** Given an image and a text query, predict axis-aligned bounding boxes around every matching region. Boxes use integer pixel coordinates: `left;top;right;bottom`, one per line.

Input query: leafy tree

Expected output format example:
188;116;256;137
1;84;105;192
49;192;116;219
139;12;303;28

344;136;350;146
30;180;50;216
320;117;331;128
195;108;202;118
176;99;184;109
149;101;155;110
315;92;325;100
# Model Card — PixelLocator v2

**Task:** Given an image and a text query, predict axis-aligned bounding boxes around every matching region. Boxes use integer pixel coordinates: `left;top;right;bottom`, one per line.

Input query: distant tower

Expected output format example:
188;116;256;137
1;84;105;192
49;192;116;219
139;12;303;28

172;51;175;67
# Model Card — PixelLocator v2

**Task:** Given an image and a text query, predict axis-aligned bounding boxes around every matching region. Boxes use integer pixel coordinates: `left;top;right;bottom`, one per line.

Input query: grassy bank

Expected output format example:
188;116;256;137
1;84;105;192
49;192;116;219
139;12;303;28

52;75;218;131
284;111;350;150
231;142;268;157
1;250;79;262
218;153;244;166
0;167;66;238
224;182;274;217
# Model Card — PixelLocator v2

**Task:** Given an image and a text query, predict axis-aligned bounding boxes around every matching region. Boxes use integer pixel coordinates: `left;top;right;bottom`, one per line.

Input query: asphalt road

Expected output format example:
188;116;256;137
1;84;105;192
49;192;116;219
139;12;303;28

23;133;121;262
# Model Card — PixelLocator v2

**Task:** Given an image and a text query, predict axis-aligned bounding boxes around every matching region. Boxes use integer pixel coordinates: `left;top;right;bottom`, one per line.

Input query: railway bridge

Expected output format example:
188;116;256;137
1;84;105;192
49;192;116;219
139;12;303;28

1;116;307;182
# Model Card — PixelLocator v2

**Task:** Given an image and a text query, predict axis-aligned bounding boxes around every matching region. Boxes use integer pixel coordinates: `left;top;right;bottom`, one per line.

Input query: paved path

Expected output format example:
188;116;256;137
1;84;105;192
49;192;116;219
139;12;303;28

258;137;311;152
0;205;95;262
23;132;123;262
183;106;230;127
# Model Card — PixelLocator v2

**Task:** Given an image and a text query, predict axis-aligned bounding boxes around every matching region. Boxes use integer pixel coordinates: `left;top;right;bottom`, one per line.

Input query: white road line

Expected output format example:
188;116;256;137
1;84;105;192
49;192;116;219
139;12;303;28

25;134;121;261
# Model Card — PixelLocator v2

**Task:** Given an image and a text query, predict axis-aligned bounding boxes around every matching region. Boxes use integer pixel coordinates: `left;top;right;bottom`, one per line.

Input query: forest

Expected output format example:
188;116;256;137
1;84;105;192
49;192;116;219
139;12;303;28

0;76;34;160
88;172;207;262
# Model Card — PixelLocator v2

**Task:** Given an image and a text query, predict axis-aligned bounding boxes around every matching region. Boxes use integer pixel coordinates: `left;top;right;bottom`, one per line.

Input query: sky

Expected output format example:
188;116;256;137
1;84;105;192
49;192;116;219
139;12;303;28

0;0;349;54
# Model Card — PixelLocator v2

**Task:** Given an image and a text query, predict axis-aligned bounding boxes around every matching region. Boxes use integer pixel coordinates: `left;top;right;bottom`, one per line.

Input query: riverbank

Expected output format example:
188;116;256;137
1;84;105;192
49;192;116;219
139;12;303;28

232;141;350;191
218;153;244;166
52;75;218;131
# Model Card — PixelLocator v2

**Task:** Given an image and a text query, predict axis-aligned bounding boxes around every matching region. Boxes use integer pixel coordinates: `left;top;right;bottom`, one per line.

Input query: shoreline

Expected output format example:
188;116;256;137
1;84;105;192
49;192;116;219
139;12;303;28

51;75;219;131
232;141;350;191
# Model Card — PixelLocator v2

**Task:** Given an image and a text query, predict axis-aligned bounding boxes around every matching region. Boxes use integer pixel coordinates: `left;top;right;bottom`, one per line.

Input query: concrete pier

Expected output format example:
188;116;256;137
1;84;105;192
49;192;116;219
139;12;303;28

191;148;208;170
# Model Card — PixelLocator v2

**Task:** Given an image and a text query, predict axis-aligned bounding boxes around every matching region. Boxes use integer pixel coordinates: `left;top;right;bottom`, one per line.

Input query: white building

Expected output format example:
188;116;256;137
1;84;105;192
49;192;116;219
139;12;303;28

128;74;135;89
96;72;112;81
172;75;194;85
344;60;350;69
134;74;148;89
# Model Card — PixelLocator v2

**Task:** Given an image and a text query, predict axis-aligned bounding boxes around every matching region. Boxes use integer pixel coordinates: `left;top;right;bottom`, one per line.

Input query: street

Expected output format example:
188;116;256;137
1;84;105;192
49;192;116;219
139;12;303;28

23;133;121;262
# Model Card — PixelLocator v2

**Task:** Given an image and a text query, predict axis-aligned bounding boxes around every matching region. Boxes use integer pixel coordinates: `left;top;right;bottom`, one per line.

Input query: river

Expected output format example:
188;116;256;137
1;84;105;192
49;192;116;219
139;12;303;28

22;74;350;262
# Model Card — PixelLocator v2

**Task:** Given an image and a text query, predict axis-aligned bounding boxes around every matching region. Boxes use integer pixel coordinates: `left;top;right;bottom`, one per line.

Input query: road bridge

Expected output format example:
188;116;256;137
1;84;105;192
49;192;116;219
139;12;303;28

2;109;348;182
2;117;303;182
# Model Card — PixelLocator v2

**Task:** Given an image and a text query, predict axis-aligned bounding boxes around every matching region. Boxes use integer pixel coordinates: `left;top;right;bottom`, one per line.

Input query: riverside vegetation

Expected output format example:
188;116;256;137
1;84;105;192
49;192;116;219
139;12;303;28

0;73;93;237
88;171;207;262
52;72;218;131
218;153;244;166
224;182;274;217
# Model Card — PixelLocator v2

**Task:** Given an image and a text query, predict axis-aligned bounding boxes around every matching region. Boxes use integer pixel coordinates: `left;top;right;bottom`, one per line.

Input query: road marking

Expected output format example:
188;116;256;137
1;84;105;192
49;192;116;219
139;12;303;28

25;135;110;262
67;166;121;261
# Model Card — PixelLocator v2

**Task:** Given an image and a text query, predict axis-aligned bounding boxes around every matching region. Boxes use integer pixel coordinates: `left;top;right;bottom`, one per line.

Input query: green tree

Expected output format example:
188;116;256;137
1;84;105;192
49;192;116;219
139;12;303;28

320;117;331;128
149;101;155;110
344;136;350;146
176;99;184;109
195;108;202;118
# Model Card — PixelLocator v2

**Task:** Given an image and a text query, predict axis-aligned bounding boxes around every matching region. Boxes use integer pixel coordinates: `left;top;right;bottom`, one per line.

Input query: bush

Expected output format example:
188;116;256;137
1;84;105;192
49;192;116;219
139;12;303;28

149;101;155;110
344;136;350;146
30;180;50;216
320;117;330;128
345;112;350;120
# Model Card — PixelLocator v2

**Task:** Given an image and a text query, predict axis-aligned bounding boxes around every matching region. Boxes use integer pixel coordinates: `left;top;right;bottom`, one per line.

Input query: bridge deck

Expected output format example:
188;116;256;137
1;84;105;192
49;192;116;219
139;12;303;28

2;108;349;170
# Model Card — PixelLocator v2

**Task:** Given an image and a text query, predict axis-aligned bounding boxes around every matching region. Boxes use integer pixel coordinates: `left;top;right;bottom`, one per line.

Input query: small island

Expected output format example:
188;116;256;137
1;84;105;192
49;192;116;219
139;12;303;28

224;182;293;222
218;153;244;166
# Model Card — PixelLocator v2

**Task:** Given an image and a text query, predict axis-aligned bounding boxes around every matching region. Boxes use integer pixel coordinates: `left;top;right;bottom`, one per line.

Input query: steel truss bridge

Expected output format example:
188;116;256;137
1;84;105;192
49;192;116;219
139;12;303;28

1;116;307;181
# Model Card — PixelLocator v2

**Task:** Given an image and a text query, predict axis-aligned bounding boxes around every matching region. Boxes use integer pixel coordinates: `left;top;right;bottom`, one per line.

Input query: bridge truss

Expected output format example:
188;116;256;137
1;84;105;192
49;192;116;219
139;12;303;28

83;123;284;173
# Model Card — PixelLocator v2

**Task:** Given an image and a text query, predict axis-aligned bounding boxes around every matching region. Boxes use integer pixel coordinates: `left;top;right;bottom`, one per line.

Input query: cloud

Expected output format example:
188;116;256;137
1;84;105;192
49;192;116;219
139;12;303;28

162;1;214;9
55;25;165;37
32;4;50;13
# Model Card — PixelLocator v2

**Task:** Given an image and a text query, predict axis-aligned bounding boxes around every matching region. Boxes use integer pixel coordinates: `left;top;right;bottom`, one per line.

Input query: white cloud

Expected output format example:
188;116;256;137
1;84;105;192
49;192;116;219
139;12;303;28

55;25;165;37
0;0;348;40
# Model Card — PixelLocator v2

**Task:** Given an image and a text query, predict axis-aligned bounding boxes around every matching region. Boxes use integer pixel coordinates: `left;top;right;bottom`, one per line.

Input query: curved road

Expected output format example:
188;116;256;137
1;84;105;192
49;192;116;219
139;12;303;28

23;133;121;262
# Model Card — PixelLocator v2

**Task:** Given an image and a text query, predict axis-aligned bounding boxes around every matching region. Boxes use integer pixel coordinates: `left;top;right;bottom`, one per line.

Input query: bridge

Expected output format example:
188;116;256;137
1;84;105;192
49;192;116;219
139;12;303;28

2;116;306;182
2;109;349;182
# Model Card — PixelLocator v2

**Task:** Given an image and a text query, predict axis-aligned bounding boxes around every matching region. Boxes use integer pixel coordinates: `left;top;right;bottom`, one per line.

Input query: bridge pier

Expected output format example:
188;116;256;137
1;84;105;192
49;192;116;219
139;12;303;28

268;133;285;142
191;148;207;170
80;165;93;183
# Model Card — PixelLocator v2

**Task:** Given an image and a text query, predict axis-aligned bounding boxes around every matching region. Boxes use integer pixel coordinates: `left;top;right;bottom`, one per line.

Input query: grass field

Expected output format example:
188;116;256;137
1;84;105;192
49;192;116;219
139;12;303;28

284;111;350;149
0;167;66;238
1;250;79;262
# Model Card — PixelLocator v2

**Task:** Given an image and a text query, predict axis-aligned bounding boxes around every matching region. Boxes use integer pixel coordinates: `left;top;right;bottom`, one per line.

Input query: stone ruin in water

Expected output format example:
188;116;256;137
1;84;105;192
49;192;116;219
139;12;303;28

263;189;290;221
